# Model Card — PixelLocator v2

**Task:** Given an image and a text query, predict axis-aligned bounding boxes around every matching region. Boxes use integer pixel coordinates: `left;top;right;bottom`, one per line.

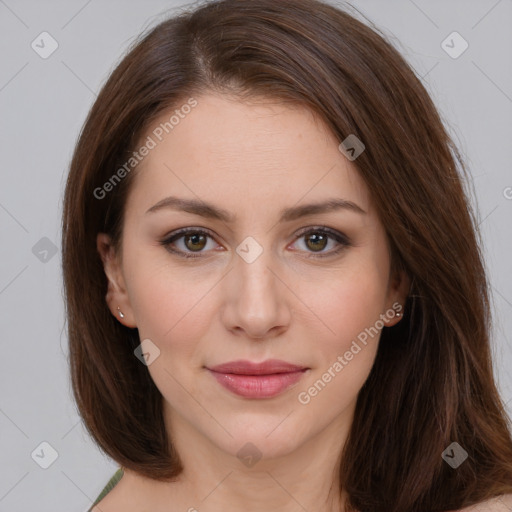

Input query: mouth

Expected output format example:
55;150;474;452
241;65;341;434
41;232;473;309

206;359;309;399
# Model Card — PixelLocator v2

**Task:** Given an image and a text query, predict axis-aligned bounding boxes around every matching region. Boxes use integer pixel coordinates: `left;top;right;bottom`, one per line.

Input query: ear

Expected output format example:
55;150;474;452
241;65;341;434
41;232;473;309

96;233;137;328
383;268;411;327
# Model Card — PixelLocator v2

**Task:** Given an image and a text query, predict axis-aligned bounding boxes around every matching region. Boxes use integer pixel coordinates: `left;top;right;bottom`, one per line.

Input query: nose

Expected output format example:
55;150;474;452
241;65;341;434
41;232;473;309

220;245;292;340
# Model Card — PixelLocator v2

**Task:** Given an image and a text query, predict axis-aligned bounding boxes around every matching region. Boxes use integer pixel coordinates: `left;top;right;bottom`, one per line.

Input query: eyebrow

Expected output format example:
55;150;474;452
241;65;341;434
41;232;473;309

145;196;366;222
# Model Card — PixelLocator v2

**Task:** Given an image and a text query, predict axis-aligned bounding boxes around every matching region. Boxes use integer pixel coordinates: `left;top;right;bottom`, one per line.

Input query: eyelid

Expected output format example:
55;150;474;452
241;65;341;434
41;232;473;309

293;225;350;244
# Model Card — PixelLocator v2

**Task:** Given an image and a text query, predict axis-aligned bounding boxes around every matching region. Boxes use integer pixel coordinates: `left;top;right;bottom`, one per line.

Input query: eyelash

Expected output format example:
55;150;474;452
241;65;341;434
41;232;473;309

159;226;351;260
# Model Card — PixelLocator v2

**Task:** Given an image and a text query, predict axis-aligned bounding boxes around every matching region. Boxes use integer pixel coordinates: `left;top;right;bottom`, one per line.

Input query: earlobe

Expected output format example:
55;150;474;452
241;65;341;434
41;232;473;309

383;302;403;327
385;269;411;327
96;233;137;328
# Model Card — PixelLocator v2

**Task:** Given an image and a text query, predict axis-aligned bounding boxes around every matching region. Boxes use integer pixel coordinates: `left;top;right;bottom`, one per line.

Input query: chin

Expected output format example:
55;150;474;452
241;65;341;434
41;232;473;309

211;416;309;462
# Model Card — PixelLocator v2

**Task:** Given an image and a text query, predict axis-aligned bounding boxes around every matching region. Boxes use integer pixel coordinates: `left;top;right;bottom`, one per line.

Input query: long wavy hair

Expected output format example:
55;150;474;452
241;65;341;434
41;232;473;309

61;1;512;510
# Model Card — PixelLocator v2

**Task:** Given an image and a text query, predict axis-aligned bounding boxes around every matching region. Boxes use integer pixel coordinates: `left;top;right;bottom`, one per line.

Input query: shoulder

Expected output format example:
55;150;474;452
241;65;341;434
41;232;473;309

89;468;128;512
455;493;512;511
88;466;174;512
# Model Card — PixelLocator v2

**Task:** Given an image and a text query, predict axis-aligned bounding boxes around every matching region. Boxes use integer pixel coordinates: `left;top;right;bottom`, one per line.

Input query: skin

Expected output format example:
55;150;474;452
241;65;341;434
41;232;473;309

95;92;411;512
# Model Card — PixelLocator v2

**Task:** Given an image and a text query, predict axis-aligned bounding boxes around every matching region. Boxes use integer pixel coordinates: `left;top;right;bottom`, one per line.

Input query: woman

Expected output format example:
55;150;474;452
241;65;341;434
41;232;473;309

61;0;512;511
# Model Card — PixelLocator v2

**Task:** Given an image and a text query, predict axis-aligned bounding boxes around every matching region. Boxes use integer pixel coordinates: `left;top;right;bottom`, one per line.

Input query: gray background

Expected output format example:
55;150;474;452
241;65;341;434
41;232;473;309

0;0;511;510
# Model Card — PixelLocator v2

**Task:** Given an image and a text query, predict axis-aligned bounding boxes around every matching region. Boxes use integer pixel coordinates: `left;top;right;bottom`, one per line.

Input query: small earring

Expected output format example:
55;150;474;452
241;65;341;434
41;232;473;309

395;307;402;317
117;306;125;319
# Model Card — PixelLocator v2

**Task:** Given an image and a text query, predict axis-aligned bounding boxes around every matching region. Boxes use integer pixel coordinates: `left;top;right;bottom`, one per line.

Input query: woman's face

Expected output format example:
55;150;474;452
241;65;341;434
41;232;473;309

98;93;408;463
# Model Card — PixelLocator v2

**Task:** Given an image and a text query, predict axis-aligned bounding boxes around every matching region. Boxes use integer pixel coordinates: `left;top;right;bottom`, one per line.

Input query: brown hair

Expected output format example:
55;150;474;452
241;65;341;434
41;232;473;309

61;1;512;510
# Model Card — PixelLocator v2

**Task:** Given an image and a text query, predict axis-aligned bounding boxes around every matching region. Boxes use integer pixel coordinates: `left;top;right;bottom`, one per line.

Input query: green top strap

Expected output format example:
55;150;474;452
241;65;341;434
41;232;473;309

87;467;124;511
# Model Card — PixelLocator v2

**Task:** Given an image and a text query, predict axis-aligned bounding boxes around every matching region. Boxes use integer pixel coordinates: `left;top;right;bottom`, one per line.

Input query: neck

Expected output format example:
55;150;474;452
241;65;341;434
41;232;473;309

158;404;353;512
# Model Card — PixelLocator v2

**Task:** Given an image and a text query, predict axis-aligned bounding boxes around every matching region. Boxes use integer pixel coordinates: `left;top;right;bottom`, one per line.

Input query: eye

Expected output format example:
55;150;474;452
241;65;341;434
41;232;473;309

160;226;351;259
160;228;219;259
290;226;351;258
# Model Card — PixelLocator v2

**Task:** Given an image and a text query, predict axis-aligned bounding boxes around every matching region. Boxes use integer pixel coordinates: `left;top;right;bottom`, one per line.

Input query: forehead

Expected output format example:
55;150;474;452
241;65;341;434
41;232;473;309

126;93;371;219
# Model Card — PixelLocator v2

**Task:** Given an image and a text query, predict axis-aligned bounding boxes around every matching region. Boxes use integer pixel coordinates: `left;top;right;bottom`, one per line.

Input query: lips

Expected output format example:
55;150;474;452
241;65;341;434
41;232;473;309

206;359;309;399
207;359;307;375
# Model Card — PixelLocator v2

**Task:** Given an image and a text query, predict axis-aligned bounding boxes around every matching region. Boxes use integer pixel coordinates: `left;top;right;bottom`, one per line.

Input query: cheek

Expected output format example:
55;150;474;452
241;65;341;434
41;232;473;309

295;267;387;415
307;259;389;354
123;247;215;347
125;263;214;401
